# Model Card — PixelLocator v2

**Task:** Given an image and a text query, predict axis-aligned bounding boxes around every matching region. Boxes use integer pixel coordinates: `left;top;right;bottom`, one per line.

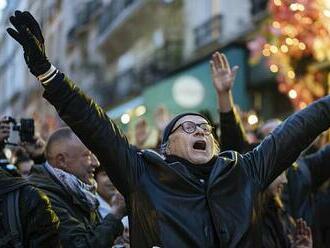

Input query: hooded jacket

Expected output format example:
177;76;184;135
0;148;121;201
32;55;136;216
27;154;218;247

40;72;330;247
28;163;123;248
0;168;60;247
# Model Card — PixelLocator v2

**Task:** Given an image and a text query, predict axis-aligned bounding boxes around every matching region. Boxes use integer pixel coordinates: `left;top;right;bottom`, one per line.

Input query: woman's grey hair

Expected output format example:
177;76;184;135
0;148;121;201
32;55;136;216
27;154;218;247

213;138;220;155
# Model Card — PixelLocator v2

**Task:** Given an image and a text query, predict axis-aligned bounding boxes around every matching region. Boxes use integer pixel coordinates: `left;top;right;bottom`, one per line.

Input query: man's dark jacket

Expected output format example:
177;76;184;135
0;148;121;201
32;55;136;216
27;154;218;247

0;168;60;247
28;163;123;248
41;72;330;247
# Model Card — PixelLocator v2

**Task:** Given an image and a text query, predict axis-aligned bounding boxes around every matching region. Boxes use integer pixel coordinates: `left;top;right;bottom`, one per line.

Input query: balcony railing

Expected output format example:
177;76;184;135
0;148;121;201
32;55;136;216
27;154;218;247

98;0;137;35
194;14;222;48
99;40;182;105
137;40;182;86
97;68;139;106
68;0;102;40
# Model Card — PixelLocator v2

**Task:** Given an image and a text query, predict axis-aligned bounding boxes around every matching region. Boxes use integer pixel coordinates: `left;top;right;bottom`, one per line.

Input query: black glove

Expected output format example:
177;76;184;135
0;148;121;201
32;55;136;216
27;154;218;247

7;10;50;77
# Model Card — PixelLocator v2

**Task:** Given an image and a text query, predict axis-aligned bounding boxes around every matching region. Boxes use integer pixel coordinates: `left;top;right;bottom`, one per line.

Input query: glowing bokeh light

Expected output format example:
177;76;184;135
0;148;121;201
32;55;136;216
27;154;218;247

280;45;289;53
288;70;296;79
135;105;146;117
248;114;258;125
270;45;279;53
288;89;297;99
121;113;130;124
274;0;282;7
270;64;279;73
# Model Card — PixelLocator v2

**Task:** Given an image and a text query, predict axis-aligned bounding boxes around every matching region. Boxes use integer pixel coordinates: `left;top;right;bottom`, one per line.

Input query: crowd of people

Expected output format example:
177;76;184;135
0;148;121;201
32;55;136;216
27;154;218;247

1;10;330;247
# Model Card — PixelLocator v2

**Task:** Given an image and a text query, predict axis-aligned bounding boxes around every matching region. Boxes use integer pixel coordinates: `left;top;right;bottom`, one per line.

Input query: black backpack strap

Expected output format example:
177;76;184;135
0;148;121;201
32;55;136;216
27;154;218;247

6;190;23;248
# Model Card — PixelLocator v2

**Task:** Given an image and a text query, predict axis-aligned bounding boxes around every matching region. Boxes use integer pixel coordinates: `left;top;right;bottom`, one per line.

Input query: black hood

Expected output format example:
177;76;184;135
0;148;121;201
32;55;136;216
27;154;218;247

0;168;29;195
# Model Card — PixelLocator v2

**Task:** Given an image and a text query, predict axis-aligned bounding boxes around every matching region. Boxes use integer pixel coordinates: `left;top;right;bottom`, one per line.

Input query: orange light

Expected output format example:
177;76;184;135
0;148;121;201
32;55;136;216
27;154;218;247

324;9;330;17
290;3;298;11
270;64;279;73
286;38;293;45
274;0;282;6
302;17;312;24
299;102;307;109
278;83;286;92
297;4;305;11
272;21;281;29
294;13;302;20
298;42;306;50
290;3;305;11
270;45;279;53
280;45;289;53
284;26;296;37
264;43;271;49
288;71;296;79
292;38;299;45
262;49;271;57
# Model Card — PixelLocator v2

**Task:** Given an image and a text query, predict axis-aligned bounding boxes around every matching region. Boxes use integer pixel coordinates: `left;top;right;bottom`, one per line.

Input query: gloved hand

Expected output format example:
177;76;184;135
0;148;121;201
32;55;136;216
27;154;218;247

7;10;50;77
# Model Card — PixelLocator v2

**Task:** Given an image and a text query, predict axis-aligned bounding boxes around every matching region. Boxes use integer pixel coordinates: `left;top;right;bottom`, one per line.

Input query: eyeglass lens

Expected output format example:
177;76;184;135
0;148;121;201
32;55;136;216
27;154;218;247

182;121;212;134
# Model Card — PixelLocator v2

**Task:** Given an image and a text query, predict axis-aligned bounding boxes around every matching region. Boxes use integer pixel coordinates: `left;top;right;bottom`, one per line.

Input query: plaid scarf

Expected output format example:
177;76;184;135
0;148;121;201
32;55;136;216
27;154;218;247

45;162;99;210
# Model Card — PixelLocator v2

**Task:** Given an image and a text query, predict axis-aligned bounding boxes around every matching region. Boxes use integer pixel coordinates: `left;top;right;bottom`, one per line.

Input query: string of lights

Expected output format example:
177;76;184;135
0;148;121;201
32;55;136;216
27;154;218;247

249;0;330;109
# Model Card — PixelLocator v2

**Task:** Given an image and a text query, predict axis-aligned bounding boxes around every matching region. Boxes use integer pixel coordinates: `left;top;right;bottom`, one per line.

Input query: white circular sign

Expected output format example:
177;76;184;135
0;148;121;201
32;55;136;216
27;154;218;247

172;75;205;108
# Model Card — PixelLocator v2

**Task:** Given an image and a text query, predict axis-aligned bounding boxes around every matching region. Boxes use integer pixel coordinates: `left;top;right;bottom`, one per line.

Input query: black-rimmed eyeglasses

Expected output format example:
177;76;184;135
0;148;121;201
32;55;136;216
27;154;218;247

170;121;213;135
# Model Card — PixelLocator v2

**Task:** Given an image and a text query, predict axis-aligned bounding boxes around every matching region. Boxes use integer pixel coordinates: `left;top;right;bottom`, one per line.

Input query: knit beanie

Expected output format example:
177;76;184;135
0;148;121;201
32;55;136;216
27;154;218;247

160;112;207;153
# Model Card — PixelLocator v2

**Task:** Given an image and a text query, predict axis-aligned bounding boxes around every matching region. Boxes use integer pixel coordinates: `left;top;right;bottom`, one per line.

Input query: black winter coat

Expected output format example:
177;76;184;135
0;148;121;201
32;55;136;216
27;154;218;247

259;197;295;248
41;73;330;247
220;110;330;247
287;145;330;247
286;145;330;222
28;164;123;248
0;168;60;247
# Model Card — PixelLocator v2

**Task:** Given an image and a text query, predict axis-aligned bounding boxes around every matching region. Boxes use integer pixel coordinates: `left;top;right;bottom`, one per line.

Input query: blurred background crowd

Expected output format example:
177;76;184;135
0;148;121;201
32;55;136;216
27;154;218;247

2;0;330;140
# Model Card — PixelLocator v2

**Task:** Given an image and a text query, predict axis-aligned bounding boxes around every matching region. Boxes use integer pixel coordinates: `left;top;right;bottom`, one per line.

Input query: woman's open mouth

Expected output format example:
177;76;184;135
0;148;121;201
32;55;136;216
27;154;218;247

193;140;206;151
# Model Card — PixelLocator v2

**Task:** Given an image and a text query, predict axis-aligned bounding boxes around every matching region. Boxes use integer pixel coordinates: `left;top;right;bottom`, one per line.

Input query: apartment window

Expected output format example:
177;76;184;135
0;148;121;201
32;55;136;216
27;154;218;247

251;0;268;16
194;14;222;48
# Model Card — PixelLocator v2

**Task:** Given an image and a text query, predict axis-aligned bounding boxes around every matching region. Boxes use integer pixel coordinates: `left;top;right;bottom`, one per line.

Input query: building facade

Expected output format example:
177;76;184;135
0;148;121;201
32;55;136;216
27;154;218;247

0;0;289;135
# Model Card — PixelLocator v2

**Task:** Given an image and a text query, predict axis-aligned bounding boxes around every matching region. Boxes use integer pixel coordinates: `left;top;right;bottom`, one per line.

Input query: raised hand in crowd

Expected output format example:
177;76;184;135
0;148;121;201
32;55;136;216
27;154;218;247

292;219;313;248
211;52;253;152
7;11;50;77
134;118;149;148
19;134;46;163
210;52;238;93
110;192;127;220
153;105;171;134
210;51;239;112
153;105;171;149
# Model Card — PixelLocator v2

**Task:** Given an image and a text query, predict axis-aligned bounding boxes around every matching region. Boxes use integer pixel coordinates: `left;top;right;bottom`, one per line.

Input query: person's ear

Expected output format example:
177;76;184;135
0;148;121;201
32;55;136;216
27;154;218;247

54;153;67;170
